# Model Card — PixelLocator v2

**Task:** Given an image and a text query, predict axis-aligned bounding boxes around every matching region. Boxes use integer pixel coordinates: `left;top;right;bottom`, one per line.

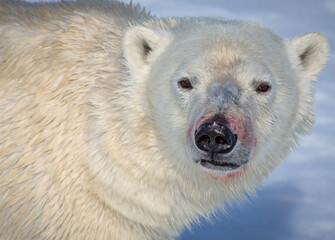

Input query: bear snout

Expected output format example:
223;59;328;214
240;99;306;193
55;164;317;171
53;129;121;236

195;121;238;155
191;114;254;172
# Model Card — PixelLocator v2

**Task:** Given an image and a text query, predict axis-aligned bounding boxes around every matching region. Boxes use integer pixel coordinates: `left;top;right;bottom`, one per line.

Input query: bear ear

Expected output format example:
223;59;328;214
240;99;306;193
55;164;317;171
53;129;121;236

290;33;329;77
122;26;171;71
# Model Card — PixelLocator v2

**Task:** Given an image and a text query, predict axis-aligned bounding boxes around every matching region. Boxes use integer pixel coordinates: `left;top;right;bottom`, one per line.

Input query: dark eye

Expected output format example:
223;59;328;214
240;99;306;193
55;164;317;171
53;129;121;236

178;78;193;90
256;83;271;93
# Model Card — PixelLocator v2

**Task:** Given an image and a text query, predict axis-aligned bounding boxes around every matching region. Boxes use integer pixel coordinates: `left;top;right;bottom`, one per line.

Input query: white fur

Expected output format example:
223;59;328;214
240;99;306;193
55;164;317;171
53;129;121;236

0;1;329;239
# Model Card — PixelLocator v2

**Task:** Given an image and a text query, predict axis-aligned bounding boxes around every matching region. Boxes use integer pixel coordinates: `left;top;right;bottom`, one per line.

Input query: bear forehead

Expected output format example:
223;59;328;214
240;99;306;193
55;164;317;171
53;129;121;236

167;20;287;77
172;19;282;45
170;19;285;60
169;37;273;78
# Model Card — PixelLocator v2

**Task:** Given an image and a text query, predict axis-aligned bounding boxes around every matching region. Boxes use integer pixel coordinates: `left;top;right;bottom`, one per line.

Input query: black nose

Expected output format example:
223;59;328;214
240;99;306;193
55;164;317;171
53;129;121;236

195;122;237;154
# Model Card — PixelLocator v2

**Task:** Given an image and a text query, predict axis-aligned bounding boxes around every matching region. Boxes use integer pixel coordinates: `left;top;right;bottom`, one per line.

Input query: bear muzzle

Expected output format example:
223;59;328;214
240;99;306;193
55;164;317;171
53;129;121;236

191;114;252;172
194;120;244;171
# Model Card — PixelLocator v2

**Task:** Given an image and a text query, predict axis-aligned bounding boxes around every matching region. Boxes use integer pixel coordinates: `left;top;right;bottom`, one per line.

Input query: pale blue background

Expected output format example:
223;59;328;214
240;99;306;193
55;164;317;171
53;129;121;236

27;1;335;239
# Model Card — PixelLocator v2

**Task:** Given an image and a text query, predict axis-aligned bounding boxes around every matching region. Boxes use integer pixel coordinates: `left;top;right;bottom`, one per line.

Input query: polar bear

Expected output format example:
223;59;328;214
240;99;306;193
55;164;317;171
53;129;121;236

0;0;329;239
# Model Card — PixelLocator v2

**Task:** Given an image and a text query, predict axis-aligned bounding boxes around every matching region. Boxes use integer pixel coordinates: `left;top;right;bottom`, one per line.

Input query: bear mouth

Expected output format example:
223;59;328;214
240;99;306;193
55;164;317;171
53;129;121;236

200;159;242;171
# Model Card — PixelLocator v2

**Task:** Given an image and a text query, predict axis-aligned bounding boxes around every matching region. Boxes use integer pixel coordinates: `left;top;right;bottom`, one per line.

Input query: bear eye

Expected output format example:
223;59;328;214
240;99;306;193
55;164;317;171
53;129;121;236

256;83;271;93
178;78;193;90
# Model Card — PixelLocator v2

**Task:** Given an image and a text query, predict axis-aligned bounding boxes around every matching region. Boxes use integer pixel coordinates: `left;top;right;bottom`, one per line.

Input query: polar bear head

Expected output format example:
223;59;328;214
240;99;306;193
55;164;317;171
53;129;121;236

122;19;329;185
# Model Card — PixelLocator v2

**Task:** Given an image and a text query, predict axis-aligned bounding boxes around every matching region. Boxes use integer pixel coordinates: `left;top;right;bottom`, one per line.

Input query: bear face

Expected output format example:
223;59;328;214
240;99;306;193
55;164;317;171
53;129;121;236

123;19;329;181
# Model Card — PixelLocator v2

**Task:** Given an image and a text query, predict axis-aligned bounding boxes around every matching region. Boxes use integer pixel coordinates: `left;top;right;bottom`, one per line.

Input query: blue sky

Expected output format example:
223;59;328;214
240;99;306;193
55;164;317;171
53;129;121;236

27;0;335;239
129;1;335;239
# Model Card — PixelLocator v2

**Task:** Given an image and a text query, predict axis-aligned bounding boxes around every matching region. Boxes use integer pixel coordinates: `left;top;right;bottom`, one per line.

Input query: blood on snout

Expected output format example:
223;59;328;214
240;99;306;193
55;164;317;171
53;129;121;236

205;165;248;182
186;113;215;141
194;113;216;133
192;113;256;148
186;125;193;141
223;114;256;147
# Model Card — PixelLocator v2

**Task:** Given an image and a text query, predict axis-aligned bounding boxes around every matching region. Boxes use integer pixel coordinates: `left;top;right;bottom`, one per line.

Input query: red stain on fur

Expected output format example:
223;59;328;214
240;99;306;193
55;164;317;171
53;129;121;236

225;114;255;147
186;124;193;141
194;113;215;132
194;112;256;148
206;165;247;182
